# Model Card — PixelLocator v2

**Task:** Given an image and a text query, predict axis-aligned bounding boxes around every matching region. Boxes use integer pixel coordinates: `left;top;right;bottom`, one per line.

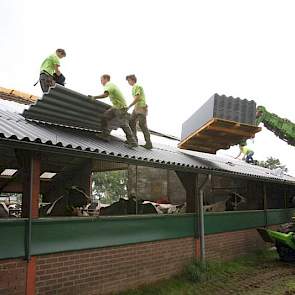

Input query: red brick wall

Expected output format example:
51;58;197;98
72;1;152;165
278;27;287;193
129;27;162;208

35;237;194;295
0;259;26;295
205;228;266;260
0;229;269;295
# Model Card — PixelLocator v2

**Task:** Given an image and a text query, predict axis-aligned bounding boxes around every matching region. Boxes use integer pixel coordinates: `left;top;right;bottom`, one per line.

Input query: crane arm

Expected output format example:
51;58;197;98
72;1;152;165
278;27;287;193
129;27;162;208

256;106;295;146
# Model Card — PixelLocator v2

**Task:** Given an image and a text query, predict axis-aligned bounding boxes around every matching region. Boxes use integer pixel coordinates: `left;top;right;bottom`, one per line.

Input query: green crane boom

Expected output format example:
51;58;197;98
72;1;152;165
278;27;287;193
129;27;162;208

256;106;295;146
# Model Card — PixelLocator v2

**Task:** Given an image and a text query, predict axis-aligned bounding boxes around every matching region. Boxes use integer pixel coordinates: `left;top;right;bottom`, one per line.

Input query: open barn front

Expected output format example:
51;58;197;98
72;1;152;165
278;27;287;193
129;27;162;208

1;143;295;294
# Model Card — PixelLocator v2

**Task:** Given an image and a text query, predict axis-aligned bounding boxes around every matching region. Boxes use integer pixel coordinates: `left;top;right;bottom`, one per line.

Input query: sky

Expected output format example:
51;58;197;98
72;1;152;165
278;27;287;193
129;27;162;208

1;0;295;174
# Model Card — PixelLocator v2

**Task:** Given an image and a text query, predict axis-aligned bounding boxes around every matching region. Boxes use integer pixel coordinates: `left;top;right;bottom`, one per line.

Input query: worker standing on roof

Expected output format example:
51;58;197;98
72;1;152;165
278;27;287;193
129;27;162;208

89;74;138;149
235;141;254;163
39;49;66;93
126;75;153;150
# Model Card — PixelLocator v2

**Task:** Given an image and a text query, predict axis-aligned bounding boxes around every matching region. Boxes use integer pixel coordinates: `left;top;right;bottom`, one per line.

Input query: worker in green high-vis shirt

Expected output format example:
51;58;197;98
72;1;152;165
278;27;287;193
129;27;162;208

126;75;153;150
89;74;137;148
235;141;254;163
39;49;66;92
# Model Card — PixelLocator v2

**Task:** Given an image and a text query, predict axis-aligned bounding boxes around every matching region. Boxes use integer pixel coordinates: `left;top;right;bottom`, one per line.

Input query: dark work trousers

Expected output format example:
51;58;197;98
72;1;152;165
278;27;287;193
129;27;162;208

102;108;137;145
246;151;254;163
40;73;55;93
129;111;152;146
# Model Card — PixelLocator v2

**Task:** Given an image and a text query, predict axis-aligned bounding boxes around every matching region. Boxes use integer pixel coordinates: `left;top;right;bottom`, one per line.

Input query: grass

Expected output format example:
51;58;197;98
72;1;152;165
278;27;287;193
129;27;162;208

119;249;278;295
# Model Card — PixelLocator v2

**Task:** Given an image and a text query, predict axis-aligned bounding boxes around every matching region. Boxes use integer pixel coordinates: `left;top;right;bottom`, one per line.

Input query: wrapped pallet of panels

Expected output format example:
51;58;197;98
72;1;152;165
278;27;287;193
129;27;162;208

178;94;261;153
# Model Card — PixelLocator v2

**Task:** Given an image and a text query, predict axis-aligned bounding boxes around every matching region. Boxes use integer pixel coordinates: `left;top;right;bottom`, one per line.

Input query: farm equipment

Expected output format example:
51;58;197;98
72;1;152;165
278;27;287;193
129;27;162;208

256;106;295;147
257;217;295;262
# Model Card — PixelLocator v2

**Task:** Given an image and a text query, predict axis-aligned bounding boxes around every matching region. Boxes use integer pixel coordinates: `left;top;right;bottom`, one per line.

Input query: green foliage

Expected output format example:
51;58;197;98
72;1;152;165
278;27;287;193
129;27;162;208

92;170;128;204
184;261;211;282
183;254;257;283
257;157;288;172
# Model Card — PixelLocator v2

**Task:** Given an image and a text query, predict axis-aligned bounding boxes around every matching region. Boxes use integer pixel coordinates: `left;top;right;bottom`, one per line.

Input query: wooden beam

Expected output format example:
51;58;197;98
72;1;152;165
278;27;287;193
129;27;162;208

179;119;215;146
0;181;22;193
182;142;231;152
0;169;23;193
180;145;216;153
184;140;231;149
14;151;41;295
20;152;40;218
176;171;197;213
190;133;235;145
43;158;92;202
206;126;255;137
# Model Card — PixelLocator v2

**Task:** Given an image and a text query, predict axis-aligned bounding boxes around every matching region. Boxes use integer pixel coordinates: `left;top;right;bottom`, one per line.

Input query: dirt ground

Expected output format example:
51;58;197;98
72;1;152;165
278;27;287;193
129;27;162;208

121;251;295;295
201;260;295;295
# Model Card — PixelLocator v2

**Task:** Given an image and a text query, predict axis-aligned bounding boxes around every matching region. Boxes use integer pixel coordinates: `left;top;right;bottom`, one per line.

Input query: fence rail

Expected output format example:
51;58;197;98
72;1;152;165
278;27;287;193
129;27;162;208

0;208;294;260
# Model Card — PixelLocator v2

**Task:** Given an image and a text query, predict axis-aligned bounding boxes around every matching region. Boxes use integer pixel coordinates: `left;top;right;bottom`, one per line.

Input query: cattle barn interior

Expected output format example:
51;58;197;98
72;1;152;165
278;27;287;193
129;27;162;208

1;144;295;218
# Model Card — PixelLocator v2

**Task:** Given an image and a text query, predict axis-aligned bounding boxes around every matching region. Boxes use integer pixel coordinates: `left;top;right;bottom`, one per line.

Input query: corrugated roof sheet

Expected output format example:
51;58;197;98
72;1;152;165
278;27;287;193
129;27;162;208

181;94;257;141
23;85;120;132
23;85;180;141
0;109;294;184
0;87;38;105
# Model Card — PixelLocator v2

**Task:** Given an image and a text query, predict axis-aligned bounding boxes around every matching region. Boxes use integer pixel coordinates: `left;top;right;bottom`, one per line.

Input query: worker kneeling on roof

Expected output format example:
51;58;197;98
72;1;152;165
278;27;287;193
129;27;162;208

39;49;66;92
89;74;138;149
235;141;254;163
126;75;153;150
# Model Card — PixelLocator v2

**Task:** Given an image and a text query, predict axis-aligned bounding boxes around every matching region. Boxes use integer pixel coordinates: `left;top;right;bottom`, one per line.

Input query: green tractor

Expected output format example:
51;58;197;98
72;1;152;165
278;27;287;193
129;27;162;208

257;217;295;262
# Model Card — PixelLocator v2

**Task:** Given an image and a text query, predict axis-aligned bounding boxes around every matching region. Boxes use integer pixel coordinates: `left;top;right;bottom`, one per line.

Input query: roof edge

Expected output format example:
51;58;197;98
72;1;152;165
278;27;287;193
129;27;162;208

0;136;294;186
0;86;39;105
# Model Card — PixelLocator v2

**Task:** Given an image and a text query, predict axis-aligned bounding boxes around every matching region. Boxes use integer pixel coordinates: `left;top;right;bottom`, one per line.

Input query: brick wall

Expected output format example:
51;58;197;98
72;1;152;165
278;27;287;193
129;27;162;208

0;228;270;295
205;228;266;260
0;259;26;295
35;237;194;295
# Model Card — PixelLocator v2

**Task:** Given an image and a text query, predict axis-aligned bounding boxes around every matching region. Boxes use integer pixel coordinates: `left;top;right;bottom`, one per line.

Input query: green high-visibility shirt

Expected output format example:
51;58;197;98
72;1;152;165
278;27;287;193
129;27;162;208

132;84;146;108
104;82;127;109
240;146;252;155
40;53;60;76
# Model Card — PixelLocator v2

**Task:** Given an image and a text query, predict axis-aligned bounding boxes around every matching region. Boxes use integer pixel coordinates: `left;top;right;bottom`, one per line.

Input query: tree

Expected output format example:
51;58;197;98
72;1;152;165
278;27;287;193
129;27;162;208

92;170;128;204
257;157;288;172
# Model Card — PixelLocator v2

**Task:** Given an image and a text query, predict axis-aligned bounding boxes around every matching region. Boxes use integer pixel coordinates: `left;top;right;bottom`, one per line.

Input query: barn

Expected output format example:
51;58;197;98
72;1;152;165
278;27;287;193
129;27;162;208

0;86;295;295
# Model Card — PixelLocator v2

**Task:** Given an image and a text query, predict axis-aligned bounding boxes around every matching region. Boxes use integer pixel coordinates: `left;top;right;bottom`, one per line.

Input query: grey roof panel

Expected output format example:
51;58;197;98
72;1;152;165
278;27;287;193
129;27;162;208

23;85;180;142
23;85;120;132
0;109;295;184
181;94;256;141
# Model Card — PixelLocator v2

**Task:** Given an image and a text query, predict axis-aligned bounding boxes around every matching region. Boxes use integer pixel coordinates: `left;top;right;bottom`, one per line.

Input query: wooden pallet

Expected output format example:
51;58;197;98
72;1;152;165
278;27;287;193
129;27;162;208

178;118;261;154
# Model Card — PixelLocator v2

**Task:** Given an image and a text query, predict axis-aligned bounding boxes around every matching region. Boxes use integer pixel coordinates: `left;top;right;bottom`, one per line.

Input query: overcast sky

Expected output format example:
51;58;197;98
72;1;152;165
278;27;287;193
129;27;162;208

1;0;295;174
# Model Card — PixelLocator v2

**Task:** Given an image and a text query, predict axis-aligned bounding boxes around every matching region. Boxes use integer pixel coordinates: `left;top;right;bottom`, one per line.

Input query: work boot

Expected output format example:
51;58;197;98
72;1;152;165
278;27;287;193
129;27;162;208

125;142;138;149
96;131;111;142
141;143;153;150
